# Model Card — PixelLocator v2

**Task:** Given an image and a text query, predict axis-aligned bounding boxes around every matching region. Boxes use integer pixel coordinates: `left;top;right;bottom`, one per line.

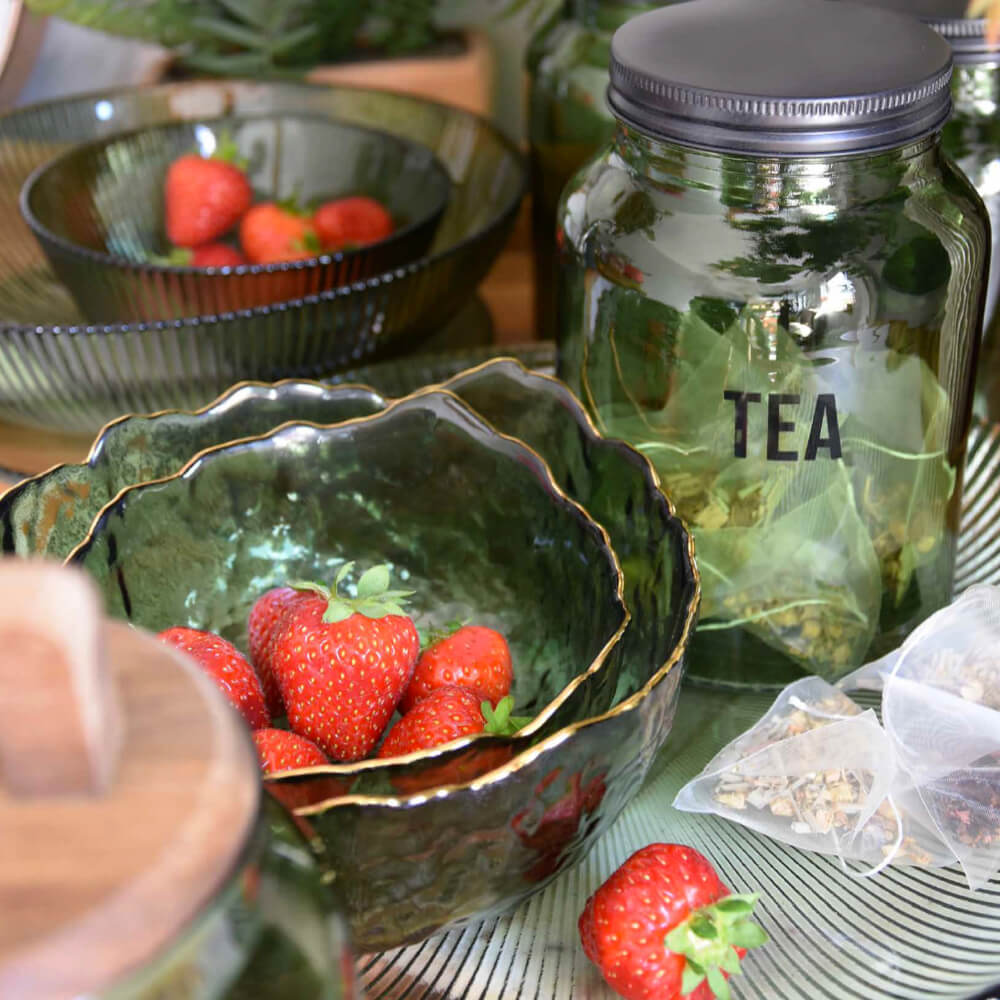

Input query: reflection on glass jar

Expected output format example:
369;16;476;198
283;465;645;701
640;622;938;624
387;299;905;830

946;62;1000;420
839;0;1000;421
526;0;668;340
557;0;990;688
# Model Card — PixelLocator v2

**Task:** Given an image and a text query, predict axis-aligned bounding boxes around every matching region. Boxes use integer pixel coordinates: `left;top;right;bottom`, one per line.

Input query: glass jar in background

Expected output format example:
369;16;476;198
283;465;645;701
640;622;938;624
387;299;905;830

840;0;1000;420
0;598;357;1000
526;0;665;340
557;0;990;688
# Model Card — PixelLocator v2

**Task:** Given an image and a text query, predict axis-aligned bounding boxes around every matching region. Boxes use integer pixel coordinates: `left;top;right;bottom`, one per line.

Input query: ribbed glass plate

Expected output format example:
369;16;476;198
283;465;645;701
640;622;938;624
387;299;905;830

0;80;524;431
325;345;1000;1000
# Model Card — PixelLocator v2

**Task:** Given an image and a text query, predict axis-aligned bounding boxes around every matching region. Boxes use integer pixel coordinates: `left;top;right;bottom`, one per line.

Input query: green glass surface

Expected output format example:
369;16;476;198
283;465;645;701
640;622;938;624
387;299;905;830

106;795;354;999
0;80;526;432
22;114;451;322
3;357;697;952
557;126;990;687
68;392;628;733
526;0;665;340
942;62;1000;422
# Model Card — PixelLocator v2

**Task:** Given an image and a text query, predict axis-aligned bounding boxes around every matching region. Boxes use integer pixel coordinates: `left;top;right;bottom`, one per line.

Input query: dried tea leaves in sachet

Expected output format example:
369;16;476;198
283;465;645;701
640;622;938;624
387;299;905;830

840;585;1000;889
673;677;948;869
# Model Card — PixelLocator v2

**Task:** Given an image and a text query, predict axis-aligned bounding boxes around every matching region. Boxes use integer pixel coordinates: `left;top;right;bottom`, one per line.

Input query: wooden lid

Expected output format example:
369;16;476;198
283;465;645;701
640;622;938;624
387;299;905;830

0;561;260;1000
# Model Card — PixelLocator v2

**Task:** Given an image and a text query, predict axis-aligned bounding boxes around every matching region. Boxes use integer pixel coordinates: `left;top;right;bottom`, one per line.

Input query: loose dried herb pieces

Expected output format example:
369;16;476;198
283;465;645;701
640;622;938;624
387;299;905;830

709;693;900;844
918;651;1000;712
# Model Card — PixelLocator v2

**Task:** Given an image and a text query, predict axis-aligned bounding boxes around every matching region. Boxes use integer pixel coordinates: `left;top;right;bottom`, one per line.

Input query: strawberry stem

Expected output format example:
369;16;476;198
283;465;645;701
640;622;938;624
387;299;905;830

212;129;248;170
149;247;194;268
481;696;532;736
419;617;468;652
289;563;414;624
664;893;767;1000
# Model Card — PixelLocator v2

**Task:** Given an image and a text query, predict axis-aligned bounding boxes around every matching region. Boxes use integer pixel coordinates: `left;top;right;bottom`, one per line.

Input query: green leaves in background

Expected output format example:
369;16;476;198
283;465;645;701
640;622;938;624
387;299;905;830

24;0;548;75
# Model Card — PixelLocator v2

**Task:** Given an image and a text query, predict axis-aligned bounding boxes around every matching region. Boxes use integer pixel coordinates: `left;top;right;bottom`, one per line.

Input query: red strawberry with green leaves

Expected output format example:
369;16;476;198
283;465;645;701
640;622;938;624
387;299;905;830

164;137;252;248
253;727;328;774
240;200;321;264
158;626;269;729
154;243;247;269
378;688;528;793
247;586;308;715
270;563;419;761
579;843;766;1000
378;688;526;758
313;195;394;251
400;623;512;715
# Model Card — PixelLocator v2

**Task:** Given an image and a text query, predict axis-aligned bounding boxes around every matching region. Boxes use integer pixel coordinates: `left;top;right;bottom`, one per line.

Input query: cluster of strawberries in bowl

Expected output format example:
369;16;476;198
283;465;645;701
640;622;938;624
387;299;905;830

161;139;395;269
158;562;527;787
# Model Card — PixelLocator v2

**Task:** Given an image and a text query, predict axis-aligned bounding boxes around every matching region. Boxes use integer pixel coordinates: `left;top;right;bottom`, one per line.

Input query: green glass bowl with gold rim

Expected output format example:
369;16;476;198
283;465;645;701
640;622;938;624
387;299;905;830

0;79;525;432
0;357;699;953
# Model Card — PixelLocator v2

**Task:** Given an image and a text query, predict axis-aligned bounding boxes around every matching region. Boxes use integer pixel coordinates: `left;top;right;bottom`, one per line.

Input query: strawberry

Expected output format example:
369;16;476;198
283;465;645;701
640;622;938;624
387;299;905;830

190;243;247;268
400;623;512;715
254;729;351;815
378;688;527;794
313;195;394;251
270;563;419;761
239;201;321;265
164;145;252;248
157;243;248;269
579;844;766;1000
247;586;308;715
378;688;526;758
158;626;269;729
253;727;328;774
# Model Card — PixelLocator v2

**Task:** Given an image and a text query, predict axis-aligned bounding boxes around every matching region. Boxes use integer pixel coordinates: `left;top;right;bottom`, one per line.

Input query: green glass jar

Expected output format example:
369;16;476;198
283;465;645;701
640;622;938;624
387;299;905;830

526;0;665;339
841;0;1000;421
115;796;355;1000
557;0;990;688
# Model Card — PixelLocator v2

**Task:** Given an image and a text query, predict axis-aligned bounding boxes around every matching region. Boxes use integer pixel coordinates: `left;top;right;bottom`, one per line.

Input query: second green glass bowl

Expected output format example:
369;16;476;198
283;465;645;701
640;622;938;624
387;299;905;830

0;360;699;952
0;80;525;432
21;114;451;322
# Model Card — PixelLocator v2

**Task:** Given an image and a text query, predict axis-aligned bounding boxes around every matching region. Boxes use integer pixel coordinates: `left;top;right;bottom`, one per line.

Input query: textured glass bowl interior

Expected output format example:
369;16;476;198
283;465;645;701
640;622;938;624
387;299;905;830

66;389;630;766
0;80;525;432
21;113;451;322
1;358;699;952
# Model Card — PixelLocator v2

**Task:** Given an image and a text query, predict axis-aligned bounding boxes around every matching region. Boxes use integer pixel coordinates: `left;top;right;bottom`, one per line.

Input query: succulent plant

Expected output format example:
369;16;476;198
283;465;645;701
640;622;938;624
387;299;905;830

24;0;547;77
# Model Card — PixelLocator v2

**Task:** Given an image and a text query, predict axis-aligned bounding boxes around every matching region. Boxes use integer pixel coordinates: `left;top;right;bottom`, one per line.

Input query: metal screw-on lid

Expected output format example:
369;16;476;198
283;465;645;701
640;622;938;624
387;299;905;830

608;0;954;156
842;0;998;63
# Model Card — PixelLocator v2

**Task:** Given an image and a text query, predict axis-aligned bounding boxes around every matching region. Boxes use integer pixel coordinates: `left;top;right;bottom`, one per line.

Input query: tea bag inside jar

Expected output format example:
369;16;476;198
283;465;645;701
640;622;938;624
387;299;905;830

842;584;1000;889
615;307;883;679
673;676;952;870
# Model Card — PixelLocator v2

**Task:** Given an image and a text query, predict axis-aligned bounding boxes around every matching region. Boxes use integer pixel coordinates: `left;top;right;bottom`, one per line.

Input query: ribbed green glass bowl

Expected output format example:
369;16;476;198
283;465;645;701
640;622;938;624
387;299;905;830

21;114;451;322
0;359;699;953
0;81;525;432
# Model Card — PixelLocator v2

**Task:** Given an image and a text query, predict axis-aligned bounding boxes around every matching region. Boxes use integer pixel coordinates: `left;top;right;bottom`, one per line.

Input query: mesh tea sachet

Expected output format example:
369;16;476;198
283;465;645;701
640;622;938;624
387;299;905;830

843;585;1000;888
672;677;946;870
